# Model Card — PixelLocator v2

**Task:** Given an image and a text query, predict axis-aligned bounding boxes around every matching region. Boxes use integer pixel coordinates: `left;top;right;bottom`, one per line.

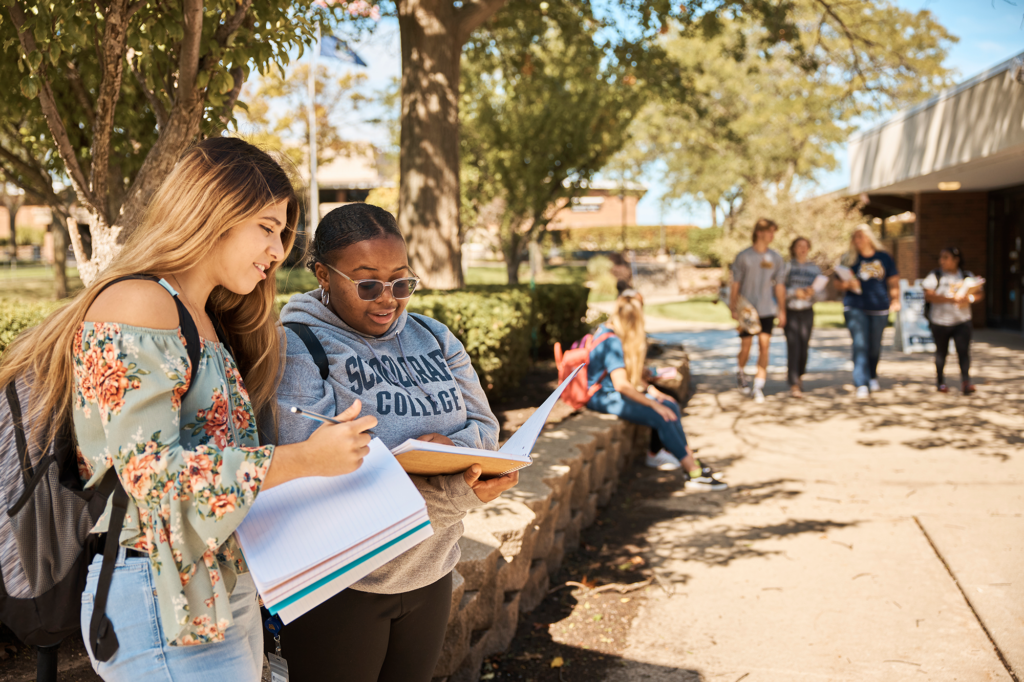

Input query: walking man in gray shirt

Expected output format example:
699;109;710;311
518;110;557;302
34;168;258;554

729;218;786;403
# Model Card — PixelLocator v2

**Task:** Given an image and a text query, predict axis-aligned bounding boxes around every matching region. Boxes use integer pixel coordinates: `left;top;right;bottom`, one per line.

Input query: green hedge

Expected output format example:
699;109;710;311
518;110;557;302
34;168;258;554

544;225;695;255
408;288;532;396
0;300;62;355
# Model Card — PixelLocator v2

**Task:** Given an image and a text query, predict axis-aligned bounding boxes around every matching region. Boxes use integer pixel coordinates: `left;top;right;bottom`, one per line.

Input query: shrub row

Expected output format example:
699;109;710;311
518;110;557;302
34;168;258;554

0;300;63;355
543;224;696;255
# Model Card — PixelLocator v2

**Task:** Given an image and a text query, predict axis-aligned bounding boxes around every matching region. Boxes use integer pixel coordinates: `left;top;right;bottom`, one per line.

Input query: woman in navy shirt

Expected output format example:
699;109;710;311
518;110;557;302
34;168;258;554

586;293;726;490
835;224;900;398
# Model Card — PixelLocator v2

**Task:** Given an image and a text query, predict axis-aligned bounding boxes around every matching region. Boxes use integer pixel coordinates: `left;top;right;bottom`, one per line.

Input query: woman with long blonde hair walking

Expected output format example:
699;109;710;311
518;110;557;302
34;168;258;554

835;224;901;399
0;138;375;681
584;294;726;490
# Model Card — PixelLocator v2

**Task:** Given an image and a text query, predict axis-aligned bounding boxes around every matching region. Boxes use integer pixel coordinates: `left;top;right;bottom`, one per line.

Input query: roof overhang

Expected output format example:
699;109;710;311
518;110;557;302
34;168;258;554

849;51;1024;196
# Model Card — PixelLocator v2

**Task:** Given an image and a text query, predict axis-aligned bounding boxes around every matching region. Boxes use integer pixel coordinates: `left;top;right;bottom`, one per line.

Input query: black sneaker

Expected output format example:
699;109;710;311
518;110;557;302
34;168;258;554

684;470;729;491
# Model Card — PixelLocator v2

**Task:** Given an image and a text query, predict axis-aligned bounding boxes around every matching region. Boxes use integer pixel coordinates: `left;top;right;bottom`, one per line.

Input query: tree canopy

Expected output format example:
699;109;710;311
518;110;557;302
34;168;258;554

619;0;956;228
0;0;328;282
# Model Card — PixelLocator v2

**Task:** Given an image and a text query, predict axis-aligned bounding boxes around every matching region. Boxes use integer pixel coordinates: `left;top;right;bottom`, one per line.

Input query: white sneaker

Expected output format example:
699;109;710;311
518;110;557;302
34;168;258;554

868;379;880;392
856;386;870;399
645;450;681;471
753;387;765;403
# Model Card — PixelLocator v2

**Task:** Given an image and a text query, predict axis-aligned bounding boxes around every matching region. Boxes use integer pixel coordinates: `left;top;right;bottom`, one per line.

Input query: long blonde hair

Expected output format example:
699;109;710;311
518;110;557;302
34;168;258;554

0;137;299;449
607;294;647;387
842;223;884;266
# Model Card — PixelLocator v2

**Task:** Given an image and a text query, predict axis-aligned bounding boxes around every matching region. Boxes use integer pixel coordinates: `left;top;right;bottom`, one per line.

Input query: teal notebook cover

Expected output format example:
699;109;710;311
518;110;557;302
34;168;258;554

268;519;432;614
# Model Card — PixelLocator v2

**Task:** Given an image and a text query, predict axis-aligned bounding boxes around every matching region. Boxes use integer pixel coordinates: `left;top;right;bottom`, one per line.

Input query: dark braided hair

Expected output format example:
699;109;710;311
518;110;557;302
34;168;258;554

305;203;404;271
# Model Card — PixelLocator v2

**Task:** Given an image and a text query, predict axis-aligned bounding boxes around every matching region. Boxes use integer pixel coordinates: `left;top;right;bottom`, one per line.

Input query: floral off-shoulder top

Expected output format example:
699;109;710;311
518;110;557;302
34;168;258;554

73;297;274;647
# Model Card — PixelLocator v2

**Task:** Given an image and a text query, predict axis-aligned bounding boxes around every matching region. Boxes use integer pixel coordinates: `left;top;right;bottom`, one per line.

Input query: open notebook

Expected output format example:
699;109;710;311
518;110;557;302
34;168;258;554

236;438;432;623
393;363;584;477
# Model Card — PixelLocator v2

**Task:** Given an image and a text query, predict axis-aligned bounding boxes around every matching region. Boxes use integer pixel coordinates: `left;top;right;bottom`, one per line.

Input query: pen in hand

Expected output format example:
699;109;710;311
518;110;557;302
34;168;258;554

290;406;375;436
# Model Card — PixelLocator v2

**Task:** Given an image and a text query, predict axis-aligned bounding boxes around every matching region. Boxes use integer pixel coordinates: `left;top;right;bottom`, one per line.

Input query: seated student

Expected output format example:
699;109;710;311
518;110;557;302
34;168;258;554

587;294;727;491
274;204;518;682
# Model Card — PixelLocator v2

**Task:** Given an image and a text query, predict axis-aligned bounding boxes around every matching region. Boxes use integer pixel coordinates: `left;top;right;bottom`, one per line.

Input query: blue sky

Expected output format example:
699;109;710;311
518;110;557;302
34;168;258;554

330;1;1024;226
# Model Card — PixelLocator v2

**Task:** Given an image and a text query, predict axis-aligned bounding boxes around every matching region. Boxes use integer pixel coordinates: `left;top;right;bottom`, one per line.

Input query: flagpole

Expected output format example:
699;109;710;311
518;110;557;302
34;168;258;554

308;22;320;237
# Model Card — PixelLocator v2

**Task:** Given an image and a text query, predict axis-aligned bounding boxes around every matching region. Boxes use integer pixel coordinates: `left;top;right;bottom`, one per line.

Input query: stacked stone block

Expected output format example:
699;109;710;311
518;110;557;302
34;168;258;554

431;412;649;682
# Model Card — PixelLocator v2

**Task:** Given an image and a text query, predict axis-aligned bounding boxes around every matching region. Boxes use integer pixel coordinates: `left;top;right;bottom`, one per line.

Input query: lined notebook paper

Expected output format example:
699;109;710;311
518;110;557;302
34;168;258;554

236;438;432;623
393;364;583;477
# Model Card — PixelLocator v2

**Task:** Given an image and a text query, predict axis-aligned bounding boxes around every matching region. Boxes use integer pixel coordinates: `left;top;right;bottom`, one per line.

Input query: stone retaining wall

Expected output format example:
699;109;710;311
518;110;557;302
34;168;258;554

432;412;650;682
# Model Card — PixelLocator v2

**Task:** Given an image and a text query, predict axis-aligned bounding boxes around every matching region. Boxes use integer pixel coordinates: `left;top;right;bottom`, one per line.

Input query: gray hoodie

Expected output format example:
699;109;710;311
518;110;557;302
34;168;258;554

275;291;498;594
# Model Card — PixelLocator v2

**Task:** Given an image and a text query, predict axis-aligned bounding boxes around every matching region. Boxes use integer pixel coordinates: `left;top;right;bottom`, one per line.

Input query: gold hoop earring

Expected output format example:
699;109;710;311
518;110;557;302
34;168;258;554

321;286;330;308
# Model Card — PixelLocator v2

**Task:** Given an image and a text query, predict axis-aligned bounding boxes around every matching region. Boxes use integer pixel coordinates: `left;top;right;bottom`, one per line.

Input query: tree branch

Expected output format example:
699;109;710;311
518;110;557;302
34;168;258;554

457;0;508;44
65;60;96;129
90;0;134;222
7;2;96;209
214;0;254;46
216;66;245;132
129;56;169;129
176;0;204;101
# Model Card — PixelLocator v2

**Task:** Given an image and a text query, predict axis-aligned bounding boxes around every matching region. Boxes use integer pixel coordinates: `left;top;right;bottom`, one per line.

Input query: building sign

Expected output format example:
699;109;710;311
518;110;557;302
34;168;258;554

894;279;935;353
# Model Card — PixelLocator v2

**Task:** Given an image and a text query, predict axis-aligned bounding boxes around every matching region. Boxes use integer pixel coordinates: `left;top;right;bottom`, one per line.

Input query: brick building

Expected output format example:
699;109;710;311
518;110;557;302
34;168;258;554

545;181;646;230
849;51;1024;331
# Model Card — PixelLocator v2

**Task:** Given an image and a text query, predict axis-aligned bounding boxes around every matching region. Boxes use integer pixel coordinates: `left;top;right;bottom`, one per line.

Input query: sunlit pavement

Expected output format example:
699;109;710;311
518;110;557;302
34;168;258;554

603;318;1023;681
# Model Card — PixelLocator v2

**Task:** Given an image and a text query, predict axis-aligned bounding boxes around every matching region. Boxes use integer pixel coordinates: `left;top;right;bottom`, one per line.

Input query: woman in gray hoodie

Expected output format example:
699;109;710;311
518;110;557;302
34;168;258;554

273;204;517;681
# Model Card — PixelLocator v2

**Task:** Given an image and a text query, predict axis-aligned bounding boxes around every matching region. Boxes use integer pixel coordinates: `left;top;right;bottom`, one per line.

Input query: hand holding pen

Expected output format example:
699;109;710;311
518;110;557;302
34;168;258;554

262;401;378;489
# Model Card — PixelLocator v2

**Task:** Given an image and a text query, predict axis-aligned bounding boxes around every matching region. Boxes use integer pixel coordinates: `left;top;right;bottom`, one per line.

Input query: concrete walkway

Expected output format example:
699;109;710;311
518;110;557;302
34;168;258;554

606;319;1023;681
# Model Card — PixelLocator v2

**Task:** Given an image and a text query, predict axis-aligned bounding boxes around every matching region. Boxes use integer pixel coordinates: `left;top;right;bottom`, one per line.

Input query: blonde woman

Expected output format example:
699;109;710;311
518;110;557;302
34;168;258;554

835;224;901;398
0;138;375;681
585;294;726;490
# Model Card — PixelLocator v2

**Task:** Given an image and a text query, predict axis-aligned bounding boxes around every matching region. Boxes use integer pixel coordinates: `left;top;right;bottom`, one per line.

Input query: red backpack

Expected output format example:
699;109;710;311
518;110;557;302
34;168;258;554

553;331;615;410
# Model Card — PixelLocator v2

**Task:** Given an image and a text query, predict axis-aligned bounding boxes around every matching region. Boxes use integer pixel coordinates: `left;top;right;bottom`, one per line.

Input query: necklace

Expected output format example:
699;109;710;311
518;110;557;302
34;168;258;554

170;275;216;341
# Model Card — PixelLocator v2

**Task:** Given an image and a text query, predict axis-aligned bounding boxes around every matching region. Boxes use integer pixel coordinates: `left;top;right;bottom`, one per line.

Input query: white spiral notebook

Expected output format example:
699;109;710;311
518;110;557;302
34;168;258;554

236;438;432;623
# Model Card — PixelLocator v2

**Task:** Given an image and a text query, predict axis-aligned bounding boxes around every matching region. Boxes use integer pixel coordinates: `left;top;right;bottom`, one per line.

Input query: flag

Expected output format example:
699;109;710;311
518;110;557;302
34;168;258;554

321;36;368;67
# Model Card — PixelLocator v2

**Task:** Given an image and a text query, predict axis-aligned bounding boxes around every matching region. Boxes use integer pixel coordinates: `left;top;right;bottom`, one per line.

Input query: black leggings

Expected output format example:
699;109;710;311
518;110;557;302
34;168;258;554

784;308;814;386
930;321;972;384
278;572;453;682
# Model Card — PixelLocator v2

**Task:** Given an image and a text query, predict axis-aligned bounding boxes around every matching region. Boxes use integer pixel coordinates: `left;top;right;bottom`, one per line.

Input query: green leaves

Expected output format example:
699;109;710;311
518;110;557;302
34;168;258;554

19;74;38;99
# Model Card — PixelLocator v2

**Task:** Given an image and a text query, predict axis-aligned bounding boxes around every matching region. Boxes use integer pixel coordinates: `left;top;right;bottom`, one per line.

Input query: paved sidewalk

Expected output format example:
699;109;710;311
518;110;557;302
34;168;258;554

606;319;1023;681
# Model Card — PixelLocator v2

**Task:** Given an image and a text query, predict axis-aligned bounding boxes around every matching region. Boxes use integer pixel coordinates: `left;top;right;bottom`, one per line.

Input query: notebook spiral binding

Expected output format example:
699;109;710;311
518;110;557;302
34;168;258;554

496;455;533;478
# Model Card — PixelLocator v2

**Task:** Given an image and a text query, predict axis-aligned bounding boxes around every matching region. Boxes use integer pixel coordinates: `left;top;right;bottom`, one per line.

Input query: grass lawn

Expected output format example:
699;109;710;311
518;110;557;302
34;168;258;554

0;265;82;302
464;263;588;287
646;297;851;329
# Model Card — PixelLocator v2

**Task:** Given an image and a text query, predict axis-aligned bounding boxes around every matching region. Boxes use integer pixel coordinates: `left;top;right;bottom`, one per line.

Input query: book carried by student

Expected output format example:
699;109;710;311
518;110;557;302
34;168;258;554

392;364;584;478
236;438;432;623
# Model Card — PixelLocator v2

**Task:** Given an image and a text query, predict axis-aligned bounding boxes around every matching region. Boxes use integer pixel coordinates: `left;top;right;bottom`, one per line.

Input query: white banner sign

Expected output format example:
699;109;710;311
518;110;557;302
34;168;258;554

895;279;936;353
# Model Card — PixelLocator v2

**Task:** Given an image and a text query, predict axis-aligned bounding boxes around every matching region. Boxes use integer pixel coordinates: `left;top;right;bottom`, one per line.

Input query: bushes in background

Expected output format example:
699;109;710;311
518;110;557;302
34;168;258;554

0;300;63;355
544;225;695;255
408;287;532;396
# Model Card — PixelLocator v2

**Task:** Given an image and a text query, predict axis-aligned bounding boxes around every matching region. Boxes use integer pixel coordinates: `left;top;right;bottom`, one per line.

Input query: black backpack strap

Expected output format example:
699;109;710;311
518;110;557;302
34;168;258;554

5;382;32;486
88;472;127;662
284;323;329;380
97;275;201;401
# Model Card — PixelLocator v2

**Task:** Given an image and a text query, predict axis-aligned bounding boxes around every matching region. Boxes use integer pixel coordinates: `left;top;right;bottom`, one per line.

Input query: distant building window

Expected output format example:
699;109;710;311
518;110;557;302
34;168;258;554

570;196;604;213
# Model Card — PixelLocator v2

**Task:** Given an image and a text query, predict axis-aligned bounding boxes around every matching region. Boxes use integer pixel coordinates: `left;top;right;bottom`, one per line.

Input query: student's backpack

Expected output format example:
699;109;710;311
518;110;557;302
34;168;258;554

0;275;204;668
553;331;614;411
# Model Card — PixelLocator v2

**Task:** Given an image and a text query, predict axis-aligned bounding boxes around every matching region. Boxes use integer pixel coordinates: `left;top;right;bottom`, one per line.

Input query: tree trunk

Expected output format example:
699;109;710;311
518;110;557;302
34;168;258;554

398;0;464;290
51;213;67;299
505;253;520;285
709;201;718;228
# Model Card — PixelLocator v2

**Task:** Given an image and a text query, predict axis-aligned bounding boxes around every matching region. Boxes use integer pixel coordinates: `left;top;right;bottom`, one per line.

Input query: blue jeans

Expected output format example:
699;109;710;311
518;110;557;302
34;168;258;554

845;308;888;388
588;391;688;460
80;547;263;681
